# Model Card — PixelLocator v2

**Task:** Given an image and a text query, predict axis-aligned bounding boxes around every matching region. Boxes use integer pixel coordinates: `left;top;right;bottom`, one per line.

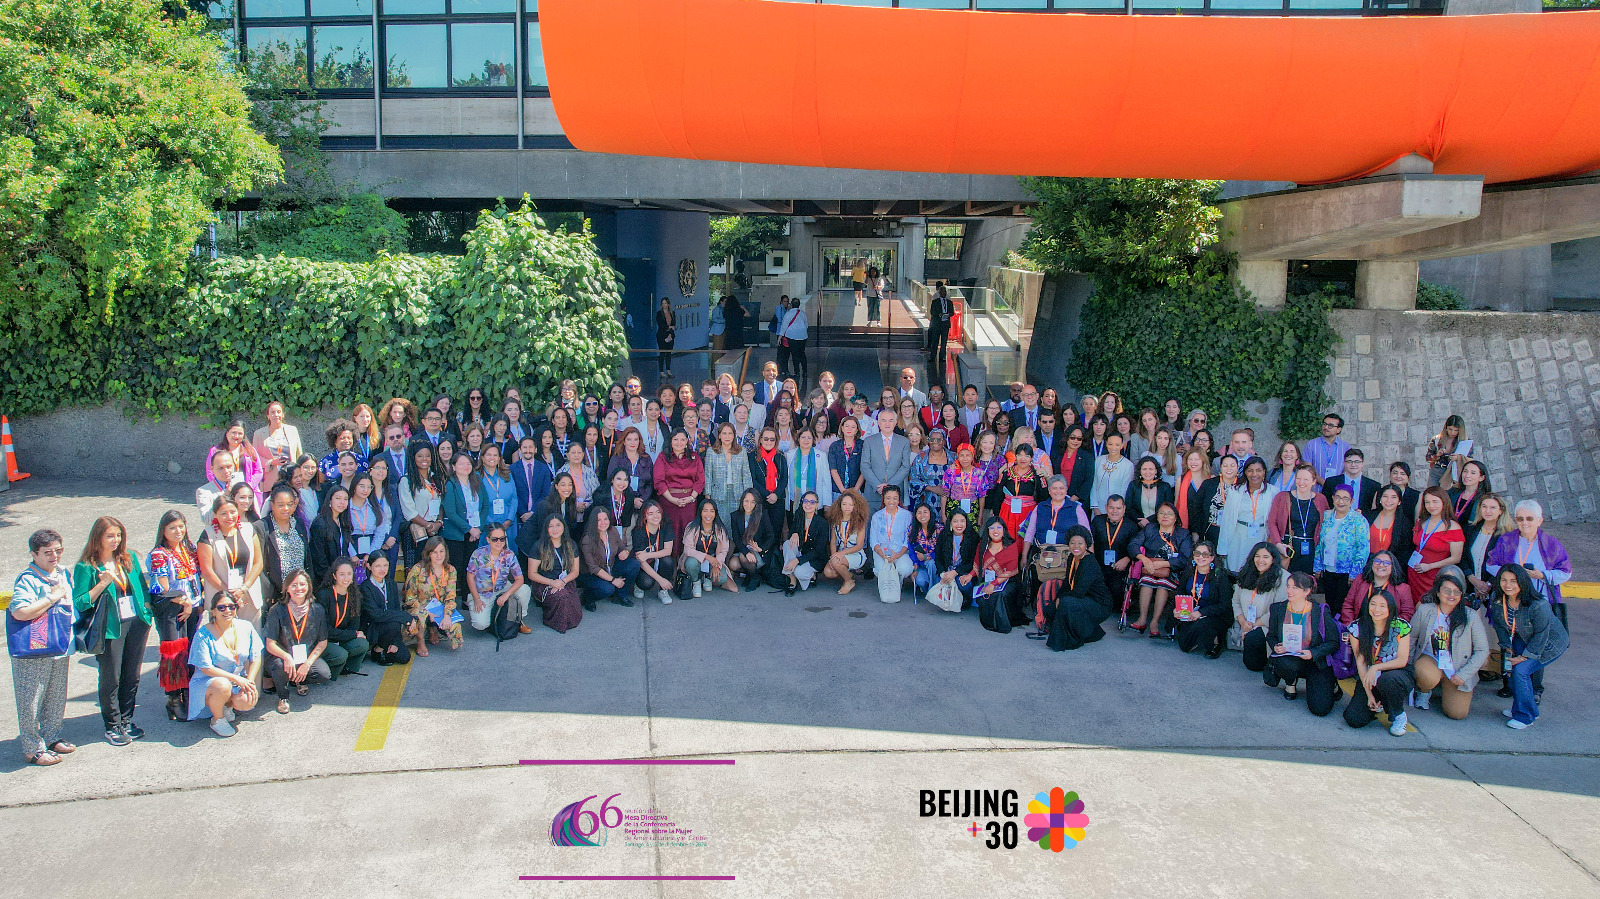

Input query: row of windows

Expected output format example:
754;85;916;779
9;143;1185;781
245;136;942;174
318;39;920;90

241;21;546;89
241;0;533;14
776;0;1436;7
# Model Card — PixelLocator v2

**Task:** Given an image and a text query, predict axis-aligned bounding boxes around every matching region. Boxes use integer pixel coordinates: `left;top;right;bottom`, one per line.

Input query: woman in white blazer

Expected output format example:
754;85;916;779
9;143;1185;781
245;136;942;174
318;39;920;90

1217;457;1278;574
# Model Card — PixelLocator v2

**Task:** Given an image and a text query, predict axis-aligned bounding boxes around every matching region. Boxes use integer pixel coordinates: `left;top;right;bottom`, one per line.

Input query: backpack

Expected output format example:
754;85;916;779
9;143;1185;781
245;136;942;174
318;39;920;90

491;593;523;650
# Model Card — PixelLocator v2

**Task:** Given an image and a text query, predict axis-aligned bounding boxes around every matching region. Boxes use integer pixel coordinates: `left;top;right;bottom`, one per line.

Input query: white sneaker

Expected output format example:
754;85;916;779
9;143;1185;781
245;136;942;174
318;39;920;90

1502;709;1514;718
1411;690;1430;711
1389;711;1408;736
224;706;236;722
659;589;673;605
633;586;645;600
692;581;703;598
210;719;237;738
1507;718;1532;730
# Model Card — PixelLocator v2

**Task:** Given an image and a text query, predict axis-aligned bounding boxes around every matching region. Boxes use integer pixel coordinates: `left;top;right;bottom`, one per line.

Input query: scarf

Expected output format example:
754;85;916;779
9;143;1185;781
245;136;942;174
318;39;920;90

793;448;816;495
759;446;780;492
1177;471;1197;529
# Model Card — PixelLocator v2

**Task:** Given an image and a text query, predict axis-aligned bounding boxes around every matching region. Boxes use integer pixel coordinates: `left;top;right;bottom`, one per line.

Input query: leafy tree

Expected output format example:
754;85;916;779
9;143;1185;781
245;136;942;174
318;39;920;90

0;0;280;315
710;215;787;264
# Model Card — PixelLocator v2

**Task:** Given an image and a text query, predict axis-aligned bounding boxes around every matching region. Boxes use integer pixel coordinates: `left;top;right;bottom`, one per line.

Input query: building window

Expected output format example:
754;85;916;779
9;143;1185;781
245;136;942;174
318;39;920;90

246;25;309;87
384;22;448;87
925;223;965;260
313;25;374;88
451;22;516;86
525;20;546;89
310;0;370;15
245;0;306;16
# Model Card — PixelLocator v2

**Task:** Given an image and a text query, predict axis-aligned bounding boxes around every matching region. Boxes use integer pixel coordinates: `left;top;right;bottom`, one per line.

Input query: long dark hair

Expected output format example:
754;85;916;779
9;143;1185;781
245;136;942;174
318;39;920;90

152;509;196;556
981;515;1013;548
1235;542;1284;592
734;489;765;544
911;501;939;542
349;473;385;528
1490;562;1537;609
1427;571;1470;633
319;555;356;593
319;485;355;547
1355;589;1400;661
537;512;577;571
404;440;441;493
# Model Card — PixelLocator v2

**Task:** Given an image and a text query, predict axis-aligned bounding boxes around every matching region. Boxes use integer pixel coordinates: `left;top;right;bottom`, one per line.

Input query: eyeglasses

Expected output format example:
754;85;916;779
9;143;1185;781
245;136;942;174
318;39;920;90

1373;559;1393;567
214;603;238;612
489;536;506;543
802;498;818;504
1513;516;1538;522
585;400;598;407
761;437;776;443
901;375;914;380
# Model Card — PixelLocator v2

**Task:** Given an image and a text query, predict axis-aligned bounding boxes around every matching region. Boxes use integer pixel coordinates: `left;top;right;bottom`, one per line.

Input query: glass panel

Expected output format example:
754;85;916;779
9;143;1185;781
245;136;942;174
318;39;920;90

825;0;893;6
1290;0;1363;7
384;23;447;87
976;0;1046;7
383;0;445;13
245;26;308;86
1047;0;1123;6
1133;0;1203;8
311;0;370;15
245;0;305;16
898;0;970;7
206;0;238;17
524;0;537;10
1207;0;1283;7
453;0;517;11
525;20;547;88
820;247;897;291
451;22;515;87
313;24;374;88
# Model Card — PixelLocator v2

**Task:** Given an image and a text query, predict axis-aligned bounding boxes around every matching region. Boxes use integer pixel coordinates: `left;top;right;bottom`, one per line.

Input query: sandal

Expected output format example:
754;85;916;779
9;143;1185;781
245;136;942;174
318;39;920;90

26;750;61;766
294;684;309;697
48;740;76;754
276;698;291;714
416;644;429;657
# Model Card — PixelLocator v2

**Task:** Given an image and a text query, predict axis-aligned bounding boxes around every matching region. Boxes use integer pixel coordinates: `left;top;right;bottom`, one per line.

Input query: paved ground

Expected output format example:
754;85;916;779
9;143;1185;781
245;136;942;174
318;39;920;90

2;480;1598;898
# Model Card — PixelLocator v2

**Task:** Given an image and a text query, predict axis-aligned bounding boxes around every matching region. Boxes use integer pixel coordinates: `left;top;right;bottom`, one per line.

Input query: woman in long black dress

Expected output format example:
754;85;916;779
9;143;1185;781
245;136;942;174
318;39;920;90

1046;527;1114;651
655;297;676;379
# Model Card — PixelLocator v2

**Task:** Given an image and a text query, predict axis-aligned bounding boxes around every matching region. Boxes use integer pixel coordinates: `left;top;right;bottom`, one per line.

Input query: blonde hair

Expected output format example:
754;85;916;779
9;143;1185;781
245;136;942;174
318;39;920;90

1474;492;1513;537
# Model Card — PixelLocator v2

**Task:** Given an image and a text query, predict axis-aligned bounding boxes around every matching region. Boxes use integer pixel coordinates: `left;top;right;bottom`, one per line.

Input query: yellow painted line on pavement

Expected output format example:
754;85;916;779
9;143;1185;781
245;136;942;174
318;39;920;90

354;660;412;752
1564;581;1600;600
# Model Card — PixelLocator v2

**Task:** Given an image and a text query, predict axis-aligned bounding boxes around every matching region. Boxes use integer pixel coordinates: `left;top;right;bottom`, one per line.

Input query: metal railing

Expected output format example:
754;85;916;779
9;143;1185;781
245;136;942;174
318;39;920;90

910;280;1022;351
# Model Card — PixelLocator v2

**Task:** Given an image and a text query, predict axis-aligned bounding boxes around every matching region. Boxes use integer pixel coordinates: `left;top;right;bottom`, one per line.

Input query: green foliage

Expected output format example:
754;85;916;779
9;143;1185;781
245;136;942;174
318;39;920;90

1545;0;1600;7
241;193;410;261
1;202;629;418
1020;177;1229;290
1023;177;1338;441
709;215;786;263
1416;280;1466;311
0;0;280;318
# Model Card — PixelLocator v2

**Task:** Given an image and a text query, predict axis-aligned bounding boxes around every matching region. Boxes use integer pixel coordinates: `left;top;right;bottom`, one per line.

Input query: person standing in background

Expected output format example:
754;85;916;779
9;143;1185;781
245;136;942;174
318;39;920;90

779;295;809;387
655;296;676;380
9;530;78;765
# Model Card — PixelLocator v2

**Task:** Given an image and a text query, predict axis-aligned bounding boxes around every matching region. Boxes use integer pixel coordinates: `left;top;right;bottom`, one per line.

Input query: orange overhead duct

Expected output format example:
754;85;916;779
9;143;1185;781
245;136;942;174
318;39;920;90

539;0;1600;185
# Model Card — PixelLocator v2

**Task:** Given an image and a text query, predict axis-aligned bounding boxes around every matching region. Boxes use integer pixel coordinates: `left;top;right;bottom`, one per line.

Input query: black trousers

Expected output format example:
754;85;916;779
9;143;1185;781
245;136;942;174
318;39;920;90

1271;656;1340;717
95;618;151;729
1242;627;1269;672
787;338;808;385
1319;573;1351;622
1176;614;1229;655
928;322;950;383
366;618;412;664
446;537;473;604
635;555;678;591
1344;669;1415;728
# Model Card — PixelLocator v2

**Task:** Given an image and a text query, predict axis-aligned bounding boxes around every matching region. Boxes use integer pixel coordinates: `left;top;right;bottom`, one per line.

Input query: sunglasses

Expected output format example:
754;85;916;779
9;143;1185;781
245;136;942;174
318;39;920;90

214;603;238;612
803;498;818;504
490;536;506;543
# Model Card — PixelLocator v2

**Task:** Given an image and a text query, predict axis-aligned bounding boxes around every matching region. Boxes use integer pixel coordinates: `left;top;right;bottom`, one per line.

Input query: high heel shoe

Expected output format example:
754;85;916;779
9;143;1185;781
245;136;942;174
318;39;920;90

165;692;186;722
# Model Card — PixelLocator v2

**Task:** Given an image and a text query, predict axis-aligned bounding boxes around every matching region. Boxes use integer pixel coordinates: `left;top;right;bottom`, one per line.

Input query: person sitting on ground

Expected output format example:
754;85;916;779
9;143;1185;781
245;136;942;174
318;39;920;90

468;523;533;629
1407;571;1490;720
527;513;584;633
631;500;678;604
1342;550;1413;625
261;569;331;715
1172;540;1234;659
974;516;1026;633
315;557;369;680
187;590;264;738
727;489;778;593
820;491;869;596
1043;527;1113;652
1343;589;1415;737
782;490;832;596
1486;563;1569;730
869;485;915;604
403;536;461;654
681;498;738;598
1258;572;1341;716
358;551;411;666
579;507;641;609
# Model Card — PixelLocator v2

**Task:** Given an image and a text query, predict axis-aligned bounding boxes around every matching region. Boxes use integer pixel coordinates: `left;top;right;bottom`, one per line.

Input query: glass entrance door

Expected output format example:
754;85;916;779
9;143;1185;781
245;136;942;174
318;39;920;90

820;244;897;292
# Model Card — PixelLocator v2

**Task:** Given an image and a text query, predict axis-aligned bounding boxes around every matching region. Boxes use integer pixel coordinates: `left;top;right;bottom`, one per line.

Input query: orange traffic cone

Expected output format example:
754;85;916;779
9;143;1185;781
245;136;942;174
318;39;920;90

2;416;30;482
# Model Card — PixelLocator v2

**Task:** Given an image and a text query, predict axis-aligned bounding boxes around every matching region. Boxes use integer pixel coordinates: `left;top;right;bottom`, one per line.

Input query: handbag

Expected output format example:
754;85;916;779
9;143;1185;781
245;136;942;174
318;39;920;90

7;601;74;659
925;579;963;613
72;594;111;656
1033;546;1069;580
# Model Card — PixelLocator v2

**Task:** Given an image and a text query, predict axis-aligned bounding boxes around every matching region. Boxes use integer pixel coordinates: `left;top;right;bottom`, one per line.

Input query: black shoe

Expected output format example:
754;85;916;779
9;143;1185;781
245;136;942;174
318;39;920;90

613;596;635;607
1283;686;1298;701
105;728;131;747
346;669;370;676
1497;683;1513;699
166;694;185;721
125;722;145;740
784;583;797;596
1262;668;1280;688
1204;645;1223;660
582;599;597;612
1535;689;1543;706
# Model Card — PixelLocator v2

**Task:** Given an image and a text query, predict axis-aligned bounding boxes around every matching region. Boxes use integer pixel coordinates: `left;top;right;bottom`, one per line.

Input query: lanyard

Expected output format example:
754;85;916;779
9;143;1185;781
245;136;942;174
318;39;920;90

333;590;352;628
1453;490;1474;520
647;529;661;553
698;530;717;556
222;529;244;570
1046;501;1070;533
351;502;372;534
836;522;850;550
1246;487;1263;521
1101;519;1123;551
1418;518;1446;551
1294;495;1315;537
287;604;309;646
1190;570;1207;598
1515;537;1536;567
1159;531;1177;555
1066;555;1080;590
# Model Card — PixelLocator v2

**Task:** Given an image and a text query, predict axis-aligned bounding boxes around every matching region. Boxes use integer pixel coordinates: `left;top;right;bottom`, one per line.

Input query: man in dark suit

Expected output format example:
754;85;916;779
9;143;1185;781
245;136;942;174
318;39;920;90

1034;412;1065;473
753;359;783;408
1322;448;1382;515
510;435;552;563
372;424;409;479
1007;384;1044;435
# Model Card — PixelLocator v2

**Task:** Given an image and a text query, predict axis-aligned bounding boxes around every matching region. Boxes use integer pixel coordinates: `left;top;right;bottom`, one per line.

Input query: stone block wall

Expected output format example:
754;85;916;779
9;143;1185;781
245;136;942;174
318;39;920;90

1324;310;1600;522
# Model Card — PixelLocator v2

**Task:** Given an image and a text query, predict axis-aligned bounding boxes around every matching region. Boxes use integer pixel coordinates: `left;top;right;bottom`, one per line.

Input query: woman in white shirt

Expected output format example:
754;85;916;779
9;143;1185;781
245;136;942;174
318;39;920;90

1217;457;1278;574
1089;433;1134;517
786;427;833;517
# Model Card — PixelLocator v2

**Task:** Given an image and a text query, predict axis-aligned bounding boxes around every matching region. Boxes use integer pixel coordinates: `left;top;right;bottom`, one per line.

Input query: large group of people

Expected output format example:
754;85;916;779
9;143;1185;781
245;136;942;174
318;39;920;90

6;365;1575;763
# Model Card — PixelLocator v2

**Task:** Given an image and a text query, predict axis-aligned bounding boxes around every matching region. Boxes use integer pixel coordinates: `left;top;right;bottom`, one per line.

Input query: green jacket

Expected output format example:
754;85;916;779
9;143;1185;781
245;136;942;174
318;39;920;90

72;556;153;641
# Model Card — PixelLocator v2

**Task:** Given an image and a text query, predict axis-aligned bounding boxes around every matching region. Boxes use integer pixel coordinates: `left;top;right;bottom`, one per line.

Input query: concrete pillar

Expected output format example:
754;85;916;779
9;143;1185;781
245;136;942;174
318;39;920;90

1355;260;1419;310
1235;260;1287;308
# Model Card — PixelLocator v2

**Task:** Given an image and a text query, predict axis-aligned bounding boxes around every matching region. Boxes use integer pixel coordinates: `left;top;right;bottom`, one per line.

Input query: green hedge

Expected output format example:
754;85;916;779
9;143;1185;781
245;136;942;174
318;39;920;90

1;203;629;418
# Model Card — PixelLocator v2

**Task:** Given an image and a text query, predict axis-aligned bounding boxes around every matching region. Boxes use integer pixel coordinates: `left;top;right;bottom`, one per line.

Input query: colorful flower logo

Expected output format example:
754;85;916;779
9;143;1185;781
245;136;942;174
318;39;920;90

551;799;604;847
1024;788;1088;851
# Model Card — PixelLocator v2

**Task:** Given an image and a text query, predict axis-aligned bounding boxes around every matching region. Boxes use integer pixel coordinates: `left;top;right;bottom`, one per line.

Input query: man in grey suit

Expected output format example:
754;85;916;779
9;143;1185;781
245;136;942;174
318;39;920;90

862;408;911;514
896;368;928;408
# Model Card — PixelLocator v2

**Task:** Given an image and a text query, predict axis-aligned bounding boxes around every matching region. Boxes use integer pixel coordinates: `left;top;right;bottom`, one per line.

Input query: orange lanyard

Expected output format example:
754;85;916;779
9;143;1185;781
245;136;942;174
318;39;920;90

332;591;351;629
1102;519;1123;550
288;605;309;645
1066;556;1080;590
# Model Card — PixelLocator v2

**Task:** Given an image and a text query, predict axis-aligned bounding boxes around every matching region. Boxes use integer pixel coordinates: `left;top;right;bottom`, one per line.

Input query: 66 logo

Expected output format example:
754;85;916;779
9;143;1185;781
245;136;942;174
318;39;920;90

551;793;624;846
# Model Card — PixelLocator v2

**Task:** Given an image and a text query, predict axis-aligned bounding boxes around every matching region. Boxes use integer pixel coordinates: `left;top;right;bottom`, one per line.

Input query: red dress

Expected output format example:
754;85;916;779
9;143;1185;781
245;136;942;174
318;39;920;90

653;451;705;550
1407;518;1463;600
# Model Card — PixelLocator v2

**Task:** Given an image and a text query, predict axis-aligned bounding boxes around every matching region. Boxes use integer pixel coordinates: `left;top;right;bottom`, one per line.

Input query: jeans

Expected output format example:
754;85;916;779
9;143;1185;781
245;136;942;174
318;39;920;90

323;637;371;679
913;558;938;597
866;294;881;321
1509;645;1562;724
581;557;642;603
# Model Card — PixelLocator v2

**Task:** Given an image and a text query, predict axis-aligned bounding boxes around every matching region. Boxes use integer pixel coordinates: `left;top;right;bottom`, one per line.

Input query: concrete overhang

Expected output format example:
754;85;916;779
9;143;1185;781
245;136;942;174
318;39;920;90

1221;175;1483;261
1332;177;1600;261
327;148;1035;210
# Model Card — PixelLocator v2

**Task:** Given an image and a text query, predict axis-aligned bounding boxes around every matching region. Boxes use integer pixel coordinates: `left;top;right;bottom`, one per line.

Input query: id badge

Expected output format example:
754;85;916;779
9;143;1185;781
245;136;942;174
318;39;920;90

492;498;506;517
984;569;997;583
1407;550;1423;568
630;476;640;492
426;496;442;520
1246;604;1258;623
1295;538;1312;558
225;565;242;591
960;499;972;513
291;643;308;665
1282;622;1303;654
355;535;373;555
1103;549;1116;566
117;594;135;620
1009;496;1023;515
1044;529;1058;545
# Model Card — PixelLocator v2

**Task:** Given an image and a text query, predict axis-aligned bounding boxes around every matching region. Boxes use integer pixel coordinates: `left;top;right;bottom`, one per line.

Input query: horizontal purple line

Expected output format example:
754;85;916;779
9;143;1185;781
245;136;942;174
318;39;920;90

518;870;736;876
518;759;736;765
